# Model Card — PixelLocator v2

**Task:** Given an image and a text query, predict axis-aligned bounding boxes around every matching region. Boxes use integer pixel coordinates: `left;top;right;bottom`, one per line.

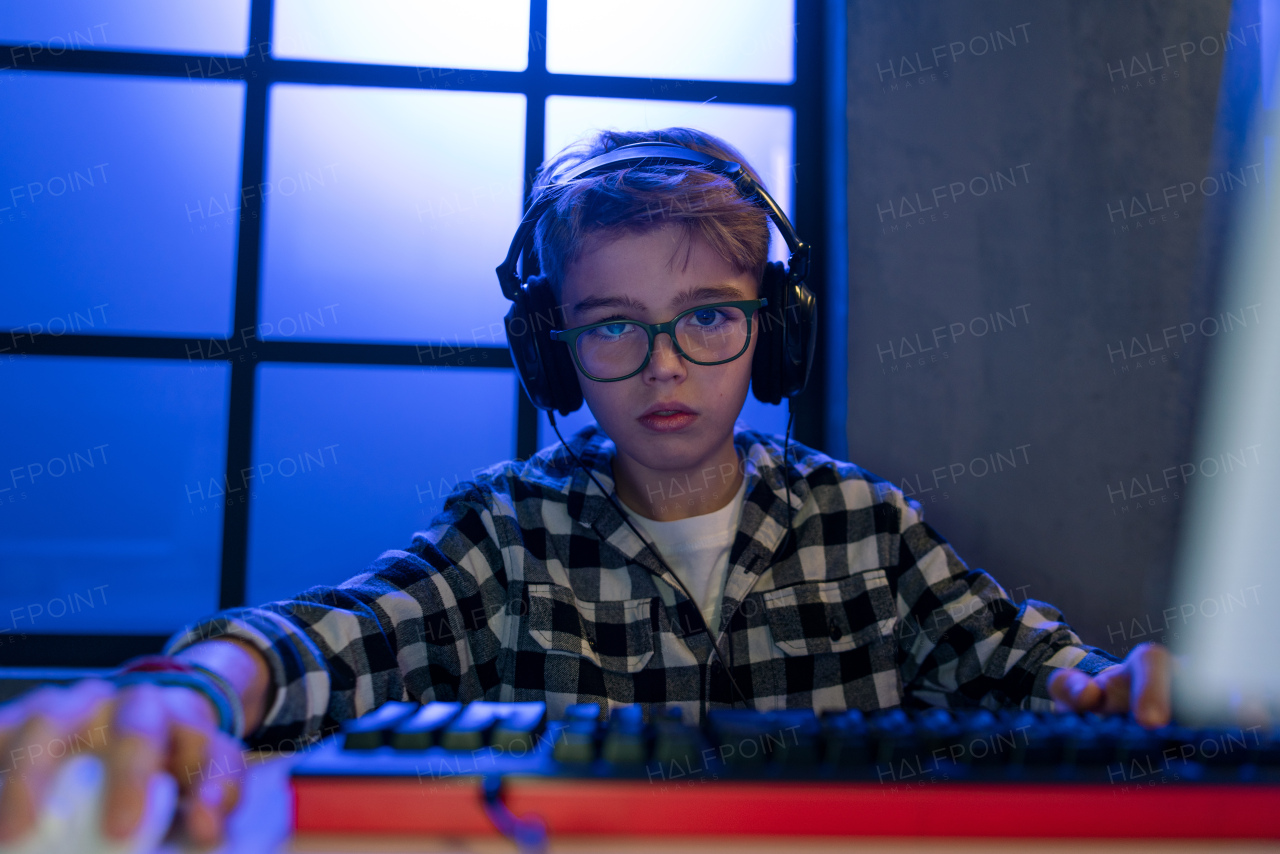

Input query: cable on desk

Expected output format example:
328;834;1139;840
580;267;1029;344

481;774;548;854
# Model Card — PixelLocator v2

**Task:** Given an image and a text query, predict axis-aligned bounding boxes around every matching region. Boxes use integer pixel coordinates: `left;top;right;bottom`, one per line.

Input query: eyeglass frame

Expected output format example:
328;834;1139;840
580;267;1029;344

548;298;769;382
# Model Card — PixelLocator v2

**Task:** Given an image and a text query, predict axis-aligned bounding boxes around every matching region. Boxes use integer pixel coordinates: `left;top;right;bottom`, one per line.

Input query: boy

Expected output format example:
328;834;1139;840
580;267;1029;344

0;127;1170;844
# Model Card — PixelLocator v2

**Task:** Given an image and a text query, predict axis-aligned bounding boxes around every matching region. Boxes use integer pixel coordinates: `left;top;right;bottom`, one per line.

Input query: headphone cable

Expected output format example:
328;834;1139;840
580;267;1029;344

782;400;796;546
547;412;752;716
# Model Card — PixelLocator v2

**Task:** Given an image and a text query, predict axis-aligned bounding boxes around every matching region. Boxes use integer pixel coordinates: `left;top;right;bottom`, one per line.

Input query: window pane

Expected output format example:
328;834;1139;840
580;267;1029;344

0;357;228;634
259;84;525;346
546;0;794;83
246;364;517;604
545;95;795;266
0;72;243;338
738;393;790;437
272;0;529;71
0;1;250;56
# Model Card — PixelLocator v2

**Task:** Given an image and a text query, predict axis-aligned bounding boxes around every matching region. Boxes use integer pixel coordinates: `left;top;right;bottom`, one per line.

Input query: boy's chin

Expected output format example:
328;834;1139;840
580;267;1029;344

612;422;733;472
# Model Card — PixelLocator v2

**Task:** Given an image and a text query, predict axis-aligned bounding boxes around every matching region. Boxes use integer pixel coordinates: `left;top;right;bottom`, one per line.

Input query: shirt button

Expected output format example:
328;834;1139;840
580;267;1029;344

829;621;844;642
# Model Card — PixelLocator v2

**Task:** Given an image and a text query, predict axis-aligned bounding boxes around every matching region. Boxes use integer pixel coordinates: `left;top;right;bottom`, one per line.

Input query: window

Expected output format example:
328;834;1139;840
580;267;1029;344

0;2;251;57
0;73;243;336
0;0;827;666
259;84;527;345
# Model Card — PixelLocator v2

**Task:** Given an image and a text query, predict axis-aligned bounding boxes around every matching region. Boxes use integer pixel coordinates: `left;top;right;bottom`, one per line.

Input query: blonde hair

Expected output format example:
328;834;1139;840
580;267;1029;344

531;127;772;293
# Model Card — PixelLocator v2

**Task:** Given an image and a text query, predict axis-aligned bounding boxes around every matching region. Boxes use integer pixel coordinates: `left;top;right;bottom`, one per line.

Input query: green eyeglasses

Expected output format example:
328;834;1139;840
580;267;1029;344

549;299;767;382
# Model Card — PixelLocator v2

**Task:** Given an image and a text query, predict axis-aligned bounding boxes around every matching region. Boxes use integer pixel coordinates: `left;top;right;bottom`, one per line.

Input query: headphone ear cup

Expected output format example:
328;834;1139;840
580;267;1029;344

523;275;583;415
751;261;788;405
751;261;818;405
784;279;817;399
505;288;552;411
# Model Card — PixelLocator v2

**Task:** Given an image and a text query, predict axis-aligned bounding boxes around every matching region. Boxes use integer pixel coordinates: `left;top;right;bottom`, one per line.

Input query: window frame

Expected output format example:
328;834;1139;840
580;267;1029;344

0;0;831;666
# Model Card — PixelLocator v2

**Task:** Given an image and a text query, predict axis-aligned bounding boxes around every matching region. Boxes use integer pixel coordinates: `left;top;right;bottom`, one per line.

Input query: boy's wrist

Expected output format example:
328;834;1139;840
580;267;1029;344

112;654;246;738
173;637;273;736
1073;649;1123;675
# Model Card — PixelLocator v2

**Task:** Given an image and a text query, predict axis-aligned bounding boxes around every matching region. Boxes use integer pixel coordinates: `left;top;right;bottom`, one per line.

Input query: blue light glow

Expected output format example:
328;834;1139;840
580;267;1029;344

0;72;243;338
0;0;250;56
547;0;795;83
259;84;526;345
272;0;530;70
246;364;517;604
0;357;228;633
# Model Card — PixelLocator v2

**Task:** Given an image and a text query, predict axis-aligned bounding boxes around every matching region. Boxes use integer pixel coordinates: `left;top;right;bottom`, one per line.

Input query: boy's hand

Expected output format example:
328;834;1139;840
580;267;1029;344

0;678;244;846
1048;642;1172;728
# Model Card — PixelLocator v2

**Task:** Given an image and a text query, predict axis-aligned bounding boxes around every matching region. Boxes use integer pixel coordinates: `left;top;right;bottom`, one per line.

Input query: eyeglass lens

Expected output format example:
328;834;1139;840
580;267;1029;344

575;305;751;379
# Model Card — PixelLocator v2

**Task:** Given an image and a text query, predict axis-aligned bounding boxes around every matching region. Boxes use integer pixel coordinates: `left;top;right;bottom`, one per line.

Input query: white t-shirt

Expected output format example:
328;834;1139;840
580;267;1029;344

625;475;748;633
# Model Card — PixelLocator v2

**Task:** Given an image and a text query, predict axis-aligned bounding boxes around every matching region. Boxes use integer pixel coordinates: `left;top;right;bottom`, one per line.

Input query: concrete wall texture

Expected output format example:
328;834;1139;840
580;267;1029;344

842;1;1263;653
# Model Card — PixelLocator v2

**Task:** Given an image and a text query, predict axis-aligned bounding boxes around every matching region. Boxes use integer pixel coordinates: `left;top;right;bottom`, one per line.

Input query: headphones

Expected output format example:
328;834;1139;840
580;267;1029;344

495;141;817;416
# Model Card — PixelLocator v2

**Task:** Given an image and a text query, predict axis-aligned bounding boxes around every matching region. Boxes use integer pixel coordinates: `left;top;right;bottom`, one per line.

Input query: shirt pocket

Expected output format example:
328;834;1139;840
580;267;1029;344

526;583;656;673
761;569;898;656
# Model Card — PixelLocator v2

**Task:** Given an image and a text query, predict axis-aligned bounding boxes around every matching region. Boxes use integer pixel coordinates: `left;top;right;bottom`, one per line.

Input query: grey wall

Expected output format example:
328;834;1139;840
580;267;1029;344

843;1;1263;652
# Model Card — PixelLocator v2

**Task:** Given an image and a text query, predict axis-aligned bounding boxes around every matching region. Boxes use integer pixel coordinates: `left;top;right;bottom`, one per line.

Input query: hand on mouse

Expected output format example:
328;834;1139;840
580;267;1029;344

0;676;245;847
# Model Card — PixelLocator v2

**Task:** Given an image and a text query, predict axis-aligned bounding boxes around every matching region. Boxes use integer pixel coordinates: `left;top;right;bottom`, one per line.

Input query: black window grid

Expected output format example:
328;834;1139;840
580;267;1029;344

1;0;830;666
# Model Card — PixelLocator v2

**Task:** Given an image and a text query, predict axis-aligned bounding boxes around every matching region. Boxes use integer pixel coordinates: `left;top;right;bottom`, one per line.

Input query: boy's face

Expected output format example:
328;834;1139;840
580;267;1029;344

559;223;758;480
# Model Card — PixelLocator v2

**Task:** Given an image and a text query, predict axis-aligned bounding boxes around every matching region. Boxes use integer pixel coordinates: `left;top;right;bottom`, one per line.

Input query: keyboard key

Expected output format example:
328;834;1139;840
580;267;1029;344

769;710;821;766
390;702;461;750
441;702;507;752
490;702;548;754
342;701;420;750
601;705;648;765
820;709;869;767
1194;727;1255;766
1019;724;1065;767
957;710;1006;767
865;709;912;766
652;707;706;768
910;709;965;769
1255;736;1280;770
709;709;770;767
553;703;601;764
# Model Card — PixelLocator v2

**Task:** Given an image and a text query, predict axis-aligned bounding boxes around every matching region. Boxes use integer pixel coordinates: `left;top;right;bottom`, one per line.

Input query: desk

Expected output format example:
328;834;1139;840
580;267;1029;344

288;841;1280;853
209;755;1279;854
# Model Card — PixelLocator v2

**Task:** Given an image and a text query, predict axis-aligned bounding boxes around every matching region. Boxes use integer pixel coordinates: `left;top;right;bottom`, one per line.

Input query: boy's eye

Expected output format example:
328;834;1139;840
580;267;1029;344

688;308;729;327
586;321;637;340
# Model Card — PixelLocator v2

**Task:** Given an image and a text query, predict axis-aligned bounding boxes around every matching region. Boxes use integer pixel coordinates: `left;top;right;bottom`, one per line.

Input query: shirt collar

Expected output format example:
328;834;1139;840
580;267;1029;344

559;424;806;557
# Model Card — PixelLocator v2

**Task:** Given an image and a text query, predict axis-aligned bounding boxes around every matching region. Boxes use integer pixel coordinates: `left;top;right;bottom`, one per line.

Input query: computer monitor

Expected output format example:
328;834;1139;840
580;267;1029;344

1169;90;1279;725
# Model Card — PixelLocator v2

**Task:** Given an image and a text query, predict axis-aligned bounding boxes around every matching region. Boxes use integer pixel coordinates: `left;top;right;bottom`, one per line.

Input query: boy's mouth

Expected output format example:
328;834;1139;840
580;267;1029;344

638;403;697;432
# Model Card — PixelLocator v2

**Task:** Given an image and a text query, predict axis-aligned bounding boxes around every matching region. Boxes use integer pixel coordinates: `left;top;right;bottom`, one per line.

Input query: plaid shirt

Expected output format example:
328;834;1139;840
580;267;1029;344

165;426;1119;745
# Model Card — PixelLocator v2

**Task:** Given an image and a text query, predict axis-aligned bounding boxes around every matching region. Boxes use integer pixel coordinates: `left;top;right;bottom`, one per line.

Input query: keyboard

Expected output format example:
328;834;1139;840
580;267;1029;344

291;701;1280;839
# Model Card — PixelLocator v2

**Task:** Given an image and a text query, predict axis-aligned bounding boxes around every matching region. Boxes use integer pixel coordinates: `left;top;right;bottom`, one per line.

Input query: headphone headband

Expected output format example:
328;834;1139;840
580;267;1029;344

494;141;810;300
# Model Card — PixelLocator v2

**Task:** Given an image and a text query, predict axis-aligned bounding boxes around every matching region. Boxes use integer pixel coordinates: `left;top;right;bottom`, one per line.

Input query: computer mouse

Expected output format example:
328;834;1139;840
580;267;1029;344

0;753;178;854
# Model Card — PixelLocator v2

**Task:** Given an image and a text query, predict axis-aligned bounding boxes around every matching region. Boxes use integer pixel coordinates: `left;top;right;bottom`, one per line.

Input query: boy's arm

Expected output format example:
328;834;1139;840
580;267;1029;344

887;492;1124;714
162;483;510;745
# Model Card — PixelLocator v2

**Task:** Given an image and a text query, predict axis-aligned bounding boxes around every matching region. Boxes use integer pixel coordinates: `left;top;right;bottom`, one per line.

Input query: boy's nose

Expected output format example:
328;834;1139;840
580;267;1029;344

644;332;686;382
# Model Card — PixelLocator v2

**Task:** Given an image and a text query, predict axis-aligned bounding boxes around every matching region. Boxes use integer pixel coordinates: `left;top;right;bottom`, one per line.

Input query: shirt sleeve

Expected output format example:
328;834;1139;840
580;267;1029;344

163;481;512;746
885;490;1120;711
